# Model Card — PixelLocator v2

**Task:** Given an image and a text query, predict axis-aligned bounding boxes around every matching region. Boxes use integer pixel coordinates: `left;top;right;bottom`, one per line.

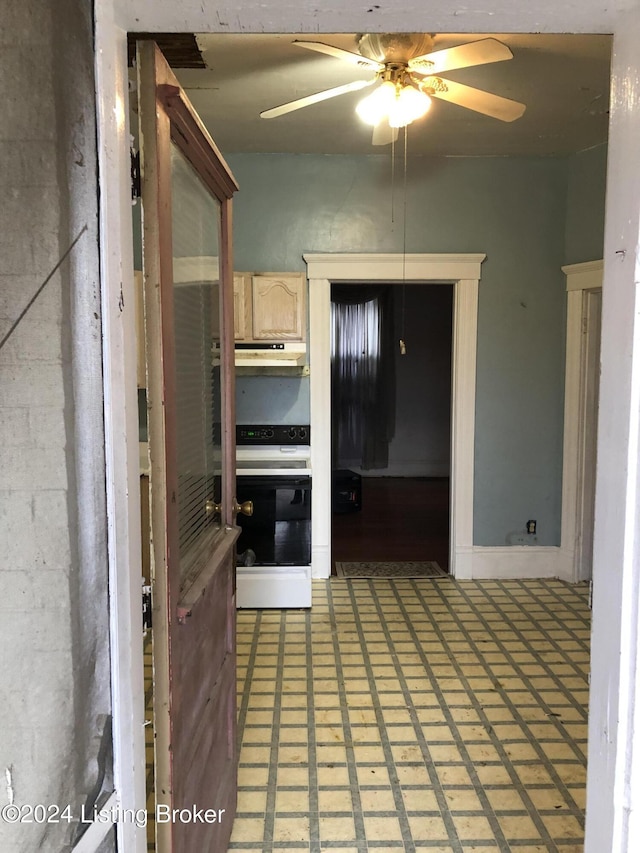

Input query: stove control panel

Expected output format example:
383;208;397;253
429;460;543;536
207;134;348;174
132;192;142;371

237;425;310;445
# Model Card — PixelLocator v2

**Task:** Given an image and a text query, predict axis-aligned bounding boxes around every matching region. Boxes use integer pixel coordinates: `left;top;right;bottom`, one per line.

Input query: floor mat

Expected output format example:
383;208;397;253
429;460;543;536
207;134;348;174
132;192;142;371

335;560;448;578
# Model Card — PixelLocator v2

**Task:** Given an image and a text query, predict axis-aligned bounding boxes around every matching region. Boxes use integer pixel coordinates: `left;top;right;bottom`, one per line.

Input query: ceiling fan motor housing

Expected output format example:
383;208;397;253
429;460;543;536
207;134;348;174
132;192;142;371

358;33;435;64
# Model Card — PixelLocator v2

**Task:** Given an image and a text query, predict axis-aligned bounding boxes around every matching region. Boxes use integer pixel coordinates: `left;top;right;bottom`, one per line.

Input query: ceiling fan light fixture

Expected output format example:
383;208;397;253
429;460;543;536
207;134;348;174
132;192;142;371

389;84;432;127
357;79;432;129
355;80;397;125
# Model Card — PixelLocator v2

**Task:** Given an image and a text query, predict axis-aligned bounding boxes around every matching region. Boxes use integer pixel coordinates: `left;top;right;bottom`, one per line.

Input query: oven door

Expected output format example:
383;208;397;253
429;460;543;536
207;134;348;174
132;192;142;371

235;474;311;566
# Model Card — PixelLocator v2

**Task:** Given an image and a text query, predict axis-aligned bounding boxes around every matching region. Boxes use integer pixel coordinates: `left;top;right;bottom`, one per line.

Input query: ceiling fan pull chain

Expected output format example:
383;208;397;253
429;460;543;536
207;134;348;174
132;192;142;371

400;125;408;355
390;132;396;223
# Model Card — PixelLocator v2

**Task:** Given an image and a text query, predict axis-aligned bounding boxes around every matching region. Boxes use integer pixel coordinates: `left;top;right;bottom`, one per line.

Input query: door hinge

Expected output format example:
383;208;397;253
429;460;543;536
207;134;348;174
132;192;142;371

142;584;152;634
130;146;141;201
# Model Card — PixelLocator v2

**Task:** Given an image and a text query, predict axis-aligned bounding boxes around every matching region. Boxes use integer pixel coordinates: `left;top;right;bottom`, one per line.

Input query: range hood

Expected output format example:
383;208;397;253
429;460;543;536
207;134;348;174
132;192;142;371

234;342;307;369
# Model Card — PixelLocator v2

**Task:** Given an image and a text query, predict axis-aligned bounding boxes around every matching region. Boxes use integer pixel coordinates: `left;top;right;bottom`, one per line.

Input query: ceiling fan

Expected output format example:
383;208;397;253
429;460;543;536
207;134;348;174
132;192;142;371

260;33;526;145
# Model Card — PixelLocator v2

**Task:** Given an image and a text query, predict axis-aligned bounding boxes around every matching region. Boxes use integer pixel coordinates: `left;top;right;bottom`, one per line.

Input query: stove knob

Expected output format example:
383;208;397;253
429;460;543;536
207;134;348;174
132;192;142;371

299;428;307;439
265;429;274;439
288;427;297;439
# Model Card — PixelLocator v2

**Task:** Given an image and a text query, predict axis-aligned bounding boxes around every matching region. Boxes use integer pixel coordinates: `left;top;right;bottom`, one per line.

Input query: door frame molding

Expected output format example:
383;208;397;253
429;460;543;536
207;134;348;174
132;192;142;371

305;252;484;580
95;6;640;852
559;259;604;583
94;15;146;853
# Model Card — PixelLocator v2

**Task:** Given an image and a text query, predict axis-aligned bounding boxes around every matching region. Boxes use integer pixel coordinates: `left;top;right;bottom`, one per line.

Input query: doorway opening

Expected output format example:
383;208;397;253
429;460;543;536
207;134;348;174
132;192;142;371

306;252;483;581
560;260;603;589
94;16;620;848
330;282;453;574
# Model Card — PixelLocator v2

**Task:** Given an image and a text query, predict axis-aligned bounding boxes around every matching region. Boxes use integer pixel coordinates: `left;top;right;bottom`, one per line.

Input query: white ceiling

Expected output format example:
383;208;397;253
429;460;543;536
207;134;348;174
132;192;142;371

174;32;612;158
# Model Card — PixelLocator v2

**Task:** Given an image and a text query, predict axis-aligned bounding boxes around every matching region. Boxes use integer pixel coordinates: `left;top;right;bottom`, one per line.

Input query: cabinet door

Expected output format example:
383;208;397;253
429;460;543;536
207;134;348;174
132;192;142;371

252;273;306;341
233;273;251;340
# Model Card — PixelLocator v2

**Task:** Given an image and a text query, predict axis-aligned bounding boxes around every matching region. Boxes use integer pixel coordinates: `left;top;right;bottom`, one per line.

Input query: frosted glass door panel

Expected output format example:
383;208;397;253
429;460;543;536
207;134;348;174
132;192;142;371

170;143;222;581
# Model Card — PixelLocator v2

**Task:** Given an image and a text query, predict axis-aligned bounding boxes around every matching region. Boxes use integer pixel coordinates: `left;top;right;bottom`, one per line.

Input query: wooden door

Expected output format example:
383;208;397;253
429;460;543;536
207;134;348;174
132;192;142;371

137;42;239;852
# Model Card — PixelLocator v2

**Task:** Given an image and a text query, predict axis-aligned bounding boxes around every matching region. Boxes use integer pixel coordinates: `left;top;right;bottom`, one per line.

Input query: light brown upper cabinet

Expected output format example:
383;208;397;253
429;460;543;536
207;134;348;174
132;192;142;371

234;272;306;342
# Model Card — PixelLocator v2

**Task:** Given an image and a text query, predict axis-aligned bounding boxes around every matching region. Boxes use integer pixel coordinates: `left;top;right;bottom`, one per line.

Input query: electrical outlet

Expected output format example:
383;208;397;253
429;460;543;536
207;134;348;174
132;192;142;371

526;519;537;535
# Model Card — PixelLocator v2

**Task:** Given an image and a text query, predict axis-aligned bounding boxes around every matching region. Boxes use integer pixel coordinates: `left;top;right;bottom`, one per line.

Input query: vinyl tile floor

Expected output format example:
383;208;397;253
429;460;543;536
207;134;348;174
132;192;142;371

230;577;590;852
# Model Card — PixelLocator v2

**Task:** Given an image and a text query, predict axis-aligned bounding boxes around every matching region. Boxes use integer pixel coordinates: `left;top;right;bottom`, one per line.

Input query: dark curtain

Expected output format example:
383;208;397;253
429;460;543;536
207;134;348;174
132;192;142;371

331;284;396;470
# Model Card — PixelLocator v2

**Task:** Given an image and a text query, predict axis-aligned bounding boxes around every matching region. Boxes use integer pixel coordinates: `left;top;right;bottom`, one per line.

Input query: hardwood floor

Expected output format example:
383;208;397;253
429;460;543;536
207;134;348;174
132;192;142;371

331;476;449;571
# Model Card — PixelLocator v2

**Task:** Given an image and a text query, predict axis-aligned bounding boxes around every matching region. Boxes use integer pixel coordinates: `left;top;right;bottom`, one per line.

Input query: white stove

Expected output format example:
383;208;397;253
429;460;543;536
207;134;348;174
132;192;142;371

235;425;312;608
235;445;312;477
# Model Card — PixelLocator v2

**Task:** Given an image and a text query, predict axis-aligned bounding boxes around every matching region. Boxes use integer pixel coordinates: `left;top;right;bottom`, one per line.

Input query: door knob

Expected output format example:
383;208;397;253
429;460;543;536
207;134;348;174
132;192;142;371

233;499;253;517
205;499;222;516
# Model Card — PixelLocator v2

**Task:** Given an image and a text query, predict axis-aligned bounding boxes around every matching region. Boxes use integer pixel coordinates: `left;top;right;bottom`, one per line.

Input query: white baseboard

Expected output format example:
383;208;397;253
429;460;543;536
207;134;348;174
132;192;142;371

453;546;474;579
312;544;331;579
556;547;577;582
462;546;562;579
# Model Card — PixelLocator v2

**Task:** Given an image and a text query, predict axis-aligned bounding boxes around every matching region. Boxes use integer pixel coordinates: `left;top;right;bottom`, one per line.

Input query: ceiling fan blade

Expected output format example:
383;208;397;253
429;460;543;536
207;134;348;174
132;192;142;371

293;40;383;72
371;121;399;146
428;78;526;122
260;78;376;119
409;37;513;76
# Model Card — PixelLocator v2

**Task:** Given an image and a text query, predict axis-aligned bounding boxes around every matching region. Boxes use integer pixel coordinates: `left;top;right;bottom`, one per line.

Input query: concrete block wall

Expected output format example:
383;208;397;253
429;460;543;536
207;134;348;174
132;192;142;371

0;2;113;851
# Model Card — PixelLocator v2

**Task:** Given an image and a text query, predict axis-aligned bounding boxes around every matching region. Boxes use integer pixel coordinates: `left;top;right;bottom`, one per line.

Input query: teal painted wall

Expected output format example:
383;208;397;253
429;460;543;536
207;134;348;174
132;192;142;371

564;144;607;265
229;153;568;546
